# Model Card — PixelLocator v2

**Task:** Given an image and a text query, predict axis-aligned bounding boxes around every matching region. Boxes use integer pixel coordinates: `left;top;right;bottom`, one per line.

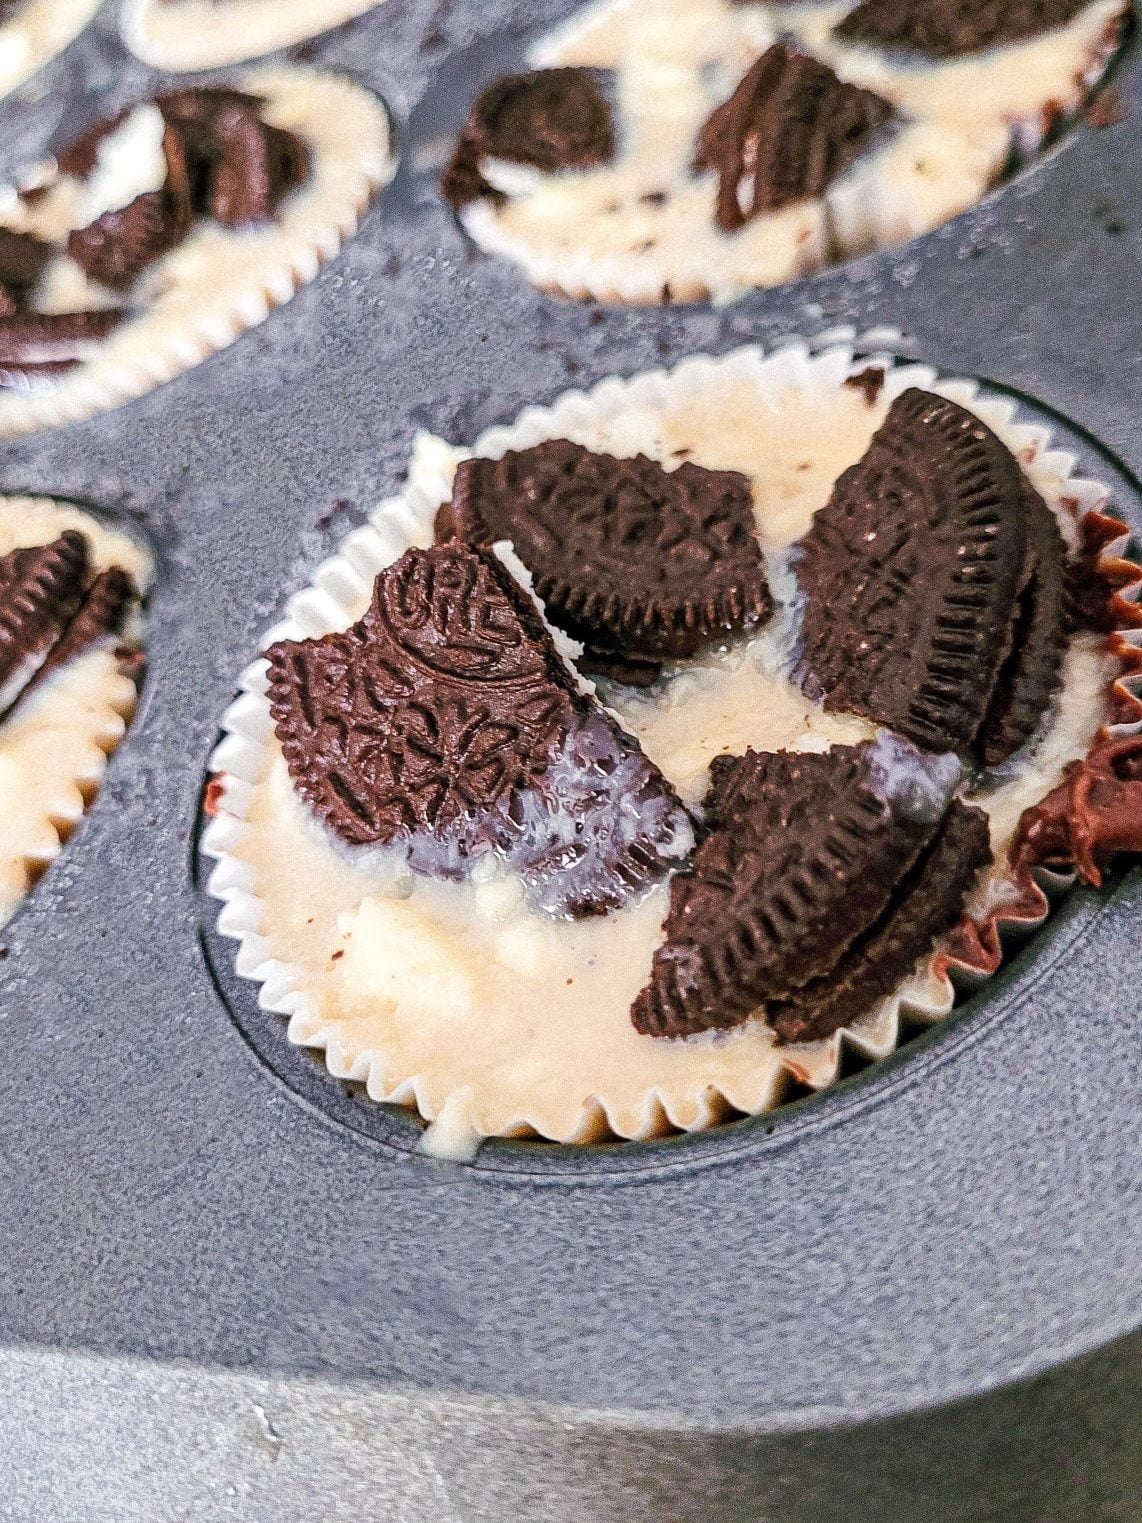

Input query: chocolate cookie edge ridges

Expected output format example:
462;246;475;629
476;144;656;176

439;441;775;666
796;388;1068;766
630;738;973;1042
0;530;139;715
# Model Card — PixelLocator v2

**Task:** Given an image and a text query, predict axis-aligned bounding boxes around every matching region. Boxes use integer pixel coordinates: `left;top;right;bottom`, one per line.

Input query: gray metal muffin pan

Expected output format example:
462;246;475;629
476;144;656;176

0;2;1139;1519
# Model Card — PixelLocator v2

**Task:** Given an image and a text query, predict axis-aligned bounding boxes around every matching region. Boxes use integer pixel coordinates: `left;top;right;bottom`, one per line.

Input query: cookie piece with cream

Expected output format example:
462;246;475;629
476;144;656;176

0;499;149;929
0;67;392;436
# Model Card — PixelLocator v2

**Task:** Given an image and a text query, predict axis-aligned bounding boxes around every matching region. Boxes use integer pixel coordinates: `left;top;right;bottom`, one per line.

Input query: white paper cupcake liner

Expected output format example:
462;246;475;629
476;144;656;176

0;498;151;930
0;0;101;103
202;339;1136;1152
458;0;1129;304
0;66;394;438
121;0;384;73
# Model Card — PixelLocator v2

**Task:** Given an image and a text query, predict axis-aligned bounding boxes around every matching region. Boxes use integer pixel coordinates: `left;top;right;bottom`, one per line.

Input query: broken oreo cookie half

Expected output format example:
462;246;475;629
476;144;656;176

0;90;310;392
265;544;693;919
834;0;1093;59
442;68;616;210
157;89;310;228
0;530;136;714
694;43;895;231
437;441;774;682
65;91;309;287
796;388;1069;767
834;0;1096;58
632;737;990;1043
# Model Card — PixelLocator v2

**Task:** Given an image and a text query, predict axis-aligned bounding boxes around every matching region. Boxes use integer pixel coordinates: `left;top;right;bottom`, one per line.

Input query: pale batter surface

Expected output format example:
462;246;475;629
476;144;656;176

121;0;385;72
0;67;393;437
0;499;150;929
207;351;1114;1146
0;0;101;103
459;0;1124;301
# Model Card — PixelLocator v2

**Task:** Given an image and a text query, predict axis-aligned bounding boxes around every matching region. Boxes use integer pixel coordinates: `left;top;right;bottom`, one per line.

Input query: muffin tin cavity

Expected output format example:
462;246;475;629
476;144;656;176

196;351;1142;1169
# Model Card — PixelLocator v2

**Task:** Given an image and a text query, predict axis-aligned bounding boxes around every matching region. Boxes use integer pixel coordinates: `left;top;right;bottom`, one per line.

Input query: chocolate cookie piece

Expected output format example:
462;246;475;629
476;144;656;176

157;89;309;227
977;477;1068;767
442;69;615;210
198;103;308;226
631;738;963;1039
694;44;894;231
31;566;135;688
834;0;1091;58
0;532;89;701
441;442;773;667
266;545;692;917
796;388;1066;764
63;90;308;285
0;536;137;716
69;124;193;291
0;310;123;389
769;798;991;1043
0;228;52;306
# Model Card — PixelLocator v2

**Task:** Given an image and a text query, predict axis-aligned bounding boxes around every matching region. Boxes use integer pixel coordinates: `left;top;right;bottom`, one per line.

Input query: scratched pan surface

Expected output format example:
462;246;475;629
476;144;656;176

0;3;1139;1520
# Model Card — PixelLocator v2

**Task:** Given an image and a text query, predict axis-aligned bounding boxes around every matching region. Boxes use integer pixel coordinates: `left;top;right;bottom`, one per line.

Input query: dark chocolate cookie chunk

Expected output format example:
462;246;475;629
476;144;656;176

61;91;307;288
0;310;123;389
796;388;1064;764
0;532;89;700
31;566;135;688
442;69;615;210
694;44;894;230
0;536;137;715
769;798;991;1043
834;0;1091;58
266;545;692;917
977;477;1068;767
159;90;309;226
0;228;52;306
631;738;962;1039
440;441;773;666
199;103;309;227
69;125;193;291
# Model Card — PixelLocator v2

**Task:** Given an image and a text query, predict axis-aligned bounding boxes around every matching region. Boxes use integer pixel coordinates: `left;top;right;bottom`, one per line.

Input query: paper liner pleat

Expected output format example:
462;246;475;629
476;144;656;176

202;340;1134;1146
0;67;393;438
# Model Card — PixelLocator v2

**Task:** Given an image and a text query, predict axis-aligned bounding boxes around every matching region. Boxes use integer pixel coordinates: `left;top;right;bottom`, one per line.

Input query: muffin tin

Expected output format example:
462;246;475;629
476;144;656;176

0;1;1140;1519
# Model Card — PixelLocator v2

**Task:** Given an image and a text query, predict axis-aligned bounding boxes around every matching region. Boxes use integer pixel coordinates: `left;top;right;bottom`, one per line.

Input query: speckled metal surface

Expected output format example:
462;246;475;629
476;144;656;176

0;2;1139;1519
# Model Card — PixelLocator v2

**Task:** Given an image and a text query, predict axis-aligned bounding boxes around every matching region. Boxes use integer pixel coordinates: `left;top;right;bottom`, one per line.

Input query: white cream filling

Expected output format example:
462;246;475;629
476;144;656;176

208;353;1117;1146
0;499;151;930
0;66;393;436
121;0;385;73
459;0;1124;301
78;105;168;226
